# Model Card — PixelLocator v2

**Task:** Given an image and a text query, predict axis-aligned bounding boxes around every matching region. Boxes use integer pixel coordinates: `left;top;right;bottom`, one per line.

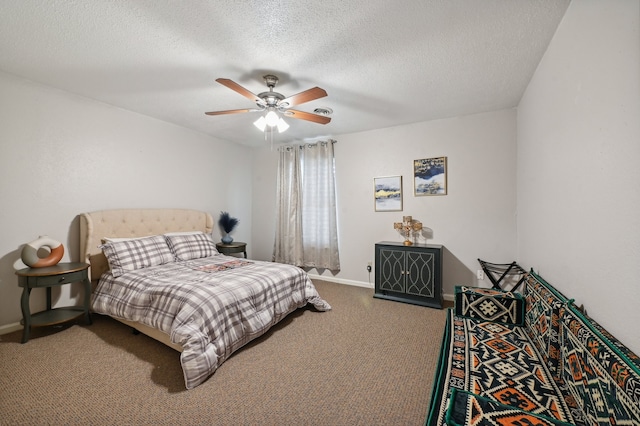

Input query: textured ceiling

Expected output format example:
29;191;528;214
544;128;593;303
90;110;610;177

0;1;570;147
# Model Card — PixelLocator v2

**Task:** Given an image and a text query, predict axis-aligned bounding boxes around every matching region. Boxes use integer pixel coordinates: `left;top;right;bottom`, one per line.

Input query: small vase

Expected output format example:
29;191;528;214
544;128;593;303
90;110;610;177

221;234;233;244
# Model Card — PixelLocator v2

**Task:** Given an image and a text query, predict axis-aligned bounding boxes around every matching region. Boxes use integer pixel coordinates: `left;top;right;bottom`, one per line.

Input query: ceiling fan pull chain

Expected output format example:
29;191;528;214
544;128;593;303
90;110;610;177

270;127;274;151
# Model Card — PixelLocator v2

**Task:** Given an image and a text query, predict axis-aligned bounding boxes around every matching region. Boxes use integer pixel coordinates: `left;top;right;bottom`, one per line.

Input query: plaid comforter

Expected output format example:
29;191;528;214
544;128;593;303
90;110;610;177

91;255;331;389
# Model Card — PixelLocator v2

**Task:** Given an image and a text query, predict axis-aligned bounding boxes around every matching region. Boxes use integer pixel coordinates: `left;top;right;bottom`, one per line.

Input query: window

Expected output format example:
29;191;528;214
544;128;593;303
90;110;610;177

273;140;340;271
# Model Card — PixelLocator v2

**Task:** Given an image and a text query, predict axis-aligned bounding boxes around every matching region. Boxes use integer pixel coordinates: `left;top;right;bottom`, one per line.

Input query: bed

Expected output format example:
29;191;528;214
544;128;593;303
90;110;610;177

79;208;331;389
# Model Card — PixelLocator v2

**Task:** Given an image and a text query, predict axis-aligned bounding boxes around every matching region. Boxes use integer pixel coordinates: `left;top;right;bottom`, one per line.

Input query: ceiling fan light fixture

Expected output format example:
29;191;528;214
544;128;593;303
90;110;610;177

253;116;267;131
276;117;289;133
254;114;289;133
264;109;279;127
209;75;330;137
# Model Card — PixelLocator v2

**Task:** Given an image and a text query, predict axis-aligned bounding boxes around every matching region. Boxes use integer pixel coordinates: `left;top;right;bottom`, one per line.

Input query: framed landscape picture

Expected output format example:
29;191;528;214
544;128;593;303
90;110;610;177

374;176;403;212
414;157;447;196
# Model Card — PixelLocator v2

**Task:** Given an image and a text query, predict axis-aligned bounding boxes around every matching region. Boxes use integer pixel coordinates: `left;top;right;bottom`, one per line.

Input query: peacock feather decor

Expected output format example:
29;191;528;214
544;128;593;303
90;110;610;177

218;211;239;244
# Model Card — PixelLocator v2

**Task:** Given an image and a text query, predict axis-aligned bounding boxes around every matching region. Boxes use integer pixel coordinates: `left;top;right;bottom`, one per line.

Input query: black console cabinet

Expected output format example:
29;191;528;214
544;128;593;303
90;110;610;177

374;242;443;309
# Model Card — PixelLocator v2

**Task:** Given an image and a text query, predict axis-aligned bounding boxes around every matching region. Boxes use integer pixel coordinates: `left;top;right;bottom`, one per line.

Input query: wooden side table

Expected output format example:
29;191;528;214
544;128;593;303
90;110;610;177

216;242;247;258
15;262;92;343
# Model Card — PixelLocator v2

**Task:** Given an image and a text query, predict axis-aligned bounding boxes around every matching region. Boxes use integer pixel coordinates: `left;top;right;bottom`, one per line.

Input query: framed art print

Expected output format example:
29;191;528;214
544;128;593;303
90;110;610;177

414;157;447;196
374;176;403;212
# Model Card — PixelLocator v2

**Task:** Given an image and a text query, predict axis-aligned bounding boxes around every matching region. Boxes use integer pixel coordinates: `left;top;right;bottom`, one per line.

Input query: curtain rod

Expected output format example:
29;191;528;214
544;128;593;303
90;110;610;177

277;139;337;151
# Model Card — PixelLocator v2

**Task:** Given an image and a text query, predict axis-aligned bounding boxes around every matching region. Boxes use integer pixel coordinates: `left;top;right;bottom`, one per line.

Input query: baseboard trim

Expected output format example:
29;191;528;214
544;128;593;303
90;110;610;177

307;274;374;289
307;274;454;302
0;322;22;336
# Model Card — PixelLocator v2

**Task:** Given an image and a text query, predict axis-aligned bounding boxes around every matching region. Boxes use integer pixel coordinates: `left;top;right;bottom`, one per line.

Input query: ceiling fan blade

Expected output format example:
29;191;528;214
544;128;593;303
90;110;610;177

279;87;327;107
285;109;331;124
215;78;263;105
204;108;256;116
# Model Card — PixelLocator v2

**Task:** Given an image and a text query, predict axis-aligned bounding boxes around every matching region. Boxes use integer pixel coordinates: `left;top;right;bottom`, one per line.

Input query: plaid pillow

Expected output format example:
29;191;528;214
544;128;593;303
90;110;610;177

100;235;174;278
164;232;218;261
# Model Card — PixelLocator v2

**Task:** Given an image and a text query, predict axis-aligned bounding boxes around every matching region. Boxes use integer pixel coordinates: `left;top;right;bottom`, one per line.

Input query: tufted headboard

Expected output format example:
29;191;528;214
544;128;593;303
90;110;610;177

79;208;214;282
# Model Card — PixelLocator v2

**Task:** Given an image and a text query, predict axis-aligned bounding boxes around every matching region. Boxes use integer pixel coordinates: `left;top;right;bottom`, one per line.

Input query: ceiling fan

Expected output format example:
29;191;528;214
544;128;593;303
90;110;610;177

205;75;331;132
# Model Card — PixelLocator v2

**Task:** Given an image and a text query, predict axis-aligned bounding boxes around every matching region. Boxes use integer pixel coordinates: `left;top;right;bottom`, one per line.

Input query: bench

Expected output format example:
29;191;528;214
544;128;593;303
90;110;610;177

425;270;640;425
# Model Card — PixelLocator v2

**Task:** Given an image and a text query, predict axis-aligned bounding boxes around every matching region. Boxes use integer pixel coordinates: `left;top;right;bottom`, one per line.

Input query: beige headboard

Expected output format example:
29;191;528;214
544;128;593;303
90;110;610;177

80;208;214;282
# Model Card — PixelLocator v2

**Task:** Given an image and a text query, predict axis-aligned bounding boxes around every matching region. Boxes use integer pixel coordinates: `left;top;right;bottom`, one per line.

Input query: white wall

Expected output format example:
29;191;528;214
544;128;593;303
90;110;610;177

517;0;640;354
0;71;253;329
6;0;637;358
252;109;519;297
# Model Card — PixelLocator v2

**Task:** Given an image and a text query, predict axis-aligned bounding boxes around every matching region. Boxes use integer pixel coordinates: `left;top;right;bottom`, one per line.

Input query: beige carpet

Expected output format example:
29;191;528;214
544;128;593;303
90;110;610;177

0;280;447;426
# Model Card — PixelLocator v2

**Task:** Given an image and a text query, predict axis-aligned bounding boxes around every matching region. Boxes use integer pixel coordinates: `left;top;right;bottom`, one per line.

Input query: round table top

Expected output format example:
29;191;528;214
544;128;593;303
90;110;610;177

15;262;89;277
215;242;246;248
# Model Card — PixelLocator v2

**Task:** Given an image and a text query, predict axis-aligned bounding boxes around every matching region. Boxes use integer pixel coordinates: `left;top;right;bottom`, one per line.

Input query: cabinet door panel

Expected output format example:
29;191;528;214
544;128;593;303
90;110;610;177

406;251;434;297
379;248;405;292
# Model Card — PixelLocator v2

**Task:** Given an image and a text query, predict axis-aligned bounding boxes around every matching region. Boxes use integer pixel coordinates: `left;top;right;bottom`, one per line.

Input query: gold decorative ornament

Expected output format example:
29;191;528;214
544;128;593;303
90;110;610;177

393;216;423;246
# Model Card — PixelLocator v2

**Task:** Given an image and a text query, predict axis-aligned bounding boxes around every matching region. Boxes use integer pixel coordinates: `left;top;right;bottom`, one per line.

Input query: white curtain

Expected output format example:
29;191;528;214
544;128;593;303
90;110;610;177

273;140;340;271
273;146;304;266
